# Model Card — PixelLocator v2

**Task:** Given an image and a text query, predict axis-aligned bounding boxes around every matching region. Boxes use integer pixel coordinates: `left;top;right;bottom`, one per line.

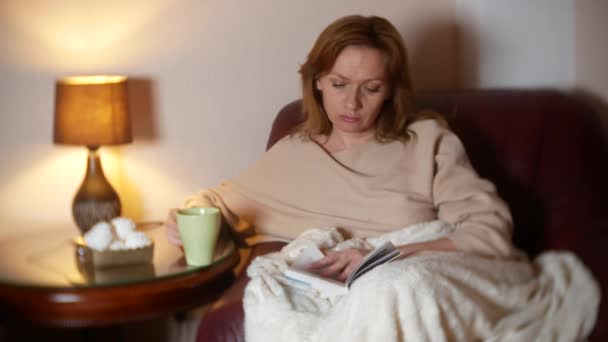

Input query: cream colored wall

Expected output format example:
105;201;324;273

456;0;574;88
0;0;456;232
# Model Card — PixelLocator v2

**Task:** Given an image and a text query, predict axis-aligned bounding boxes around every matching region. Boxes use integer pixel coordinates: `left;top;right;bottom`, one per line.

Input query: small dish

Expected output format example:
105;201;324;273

73;236;154;268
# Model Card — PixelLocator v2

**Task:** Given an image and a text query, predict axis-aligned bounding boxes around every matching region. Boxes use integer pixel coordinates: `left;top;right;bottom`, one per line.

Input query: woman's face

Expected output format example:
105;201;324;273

316;45;390;137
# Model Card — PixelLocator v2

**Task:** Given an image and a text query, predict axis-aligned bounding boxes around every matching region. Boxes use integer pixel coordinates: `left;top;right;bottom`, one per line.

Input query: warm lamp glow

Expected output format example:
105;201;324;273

0;147;192;237
61;75;126;85
1;0;174;68
0;148;86;232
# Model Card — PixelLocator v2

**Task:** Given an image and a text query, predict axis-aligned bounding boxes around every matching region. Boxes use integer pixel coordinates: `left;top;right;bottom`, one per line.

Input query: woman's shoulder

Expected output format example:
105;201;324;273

406;118;470;160
407;118;454;142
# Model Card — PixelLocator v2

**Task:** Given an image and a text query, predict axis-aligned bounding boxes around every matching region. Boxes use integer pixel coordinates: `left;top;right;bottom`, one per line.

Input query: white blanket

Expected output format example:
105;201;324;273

243;221;600;342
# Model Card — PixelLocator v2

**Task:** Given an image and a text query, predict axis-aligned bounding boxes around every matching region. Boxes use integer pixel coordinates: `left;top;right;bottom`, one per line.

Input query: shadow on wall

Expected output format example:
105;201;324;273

405;14;608;143
109;78;158;221
105;147;144;222
398;16;479;90
453;19;480;89
128;78;159;142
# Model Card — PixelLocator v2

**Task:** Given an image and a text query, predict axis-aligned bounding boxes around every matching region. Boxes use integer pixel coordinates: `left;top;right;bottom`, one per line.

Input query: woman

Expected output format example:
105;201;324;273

167;15;598;341
167;15;512;264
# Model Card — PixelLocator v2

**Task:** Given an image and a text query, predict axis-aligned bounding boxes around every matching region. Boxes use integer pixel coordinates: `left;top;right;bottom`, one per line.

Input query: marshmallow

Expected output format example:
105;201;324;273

108;240;128;251
111;217;137;240
124;231;152;249
84;217;152;251
84;221;114;251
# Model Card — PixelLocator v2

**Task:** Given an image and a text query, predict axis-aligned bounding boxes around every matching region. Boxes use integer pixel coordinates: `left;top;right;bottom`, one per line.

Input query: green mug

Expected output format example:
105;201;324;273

176;207;221;266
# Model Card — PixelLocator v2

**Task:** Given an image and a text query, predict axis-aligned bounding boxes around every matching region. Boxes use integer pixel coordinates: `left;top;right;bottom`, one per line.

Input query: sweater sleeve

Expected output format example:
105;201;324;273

432;127;515;258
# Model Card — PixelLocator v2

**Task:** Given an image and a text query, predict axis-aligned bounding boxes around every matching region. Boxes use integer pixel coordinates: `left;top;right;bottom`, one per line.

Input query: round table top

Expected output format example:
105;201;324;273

0;222;239;327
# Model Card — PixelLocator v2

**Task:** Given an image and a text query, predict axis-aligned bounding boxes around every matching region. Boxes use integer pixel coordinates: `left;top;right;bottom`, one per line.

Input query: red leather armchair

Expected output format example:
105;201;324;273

197;90;608;341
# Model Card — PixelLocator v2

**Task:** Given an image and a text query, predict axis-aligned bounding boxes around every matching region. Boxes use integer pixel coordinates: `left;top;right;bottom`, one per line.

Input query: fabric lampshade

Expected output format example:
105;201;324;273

54;75;132;146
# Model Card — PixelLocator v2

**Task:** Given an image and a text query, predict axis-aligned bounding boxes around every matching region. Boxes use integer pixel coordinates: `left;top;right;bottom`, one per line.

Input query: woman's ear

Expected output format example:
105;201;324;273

315;79;322;91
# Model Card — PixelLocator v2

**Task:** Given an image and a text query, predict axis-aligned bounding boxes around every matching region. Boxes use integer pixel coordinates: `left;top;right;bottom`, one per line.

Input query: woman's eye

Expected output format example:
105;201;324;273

365;87;381;93
331;82;345;89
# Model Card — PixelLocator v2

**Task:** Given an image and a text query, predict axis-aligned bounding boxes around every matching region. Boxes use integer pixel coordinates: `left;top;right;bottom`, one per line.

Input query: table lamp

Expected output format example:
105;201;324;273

54;75;132;235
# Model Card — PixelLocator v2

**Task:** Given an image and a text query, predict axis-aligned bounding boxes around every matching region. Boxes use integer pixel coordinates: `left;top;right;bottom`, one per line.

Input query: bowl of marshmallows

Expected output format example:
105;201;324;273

75;217;154;268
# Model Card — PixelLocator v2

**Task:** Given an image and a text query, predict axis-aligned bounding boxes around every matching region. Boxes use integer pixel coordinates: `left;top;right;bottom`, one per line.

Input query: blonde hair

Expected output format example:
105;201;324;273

296;15;443;142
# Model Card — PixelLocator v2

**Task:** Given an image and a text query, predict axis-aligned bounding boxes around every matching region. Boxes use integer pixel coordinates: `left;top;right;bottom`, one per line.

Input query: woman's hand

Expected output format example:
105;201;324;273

307;238;457;282
165;208;182;247
308;248;370;282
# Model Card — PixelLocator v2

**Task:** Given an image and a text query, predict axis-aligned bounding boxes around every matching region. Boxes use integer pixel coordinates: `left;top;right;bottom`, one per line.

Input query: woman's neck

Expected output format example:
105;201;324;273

321;129;375;153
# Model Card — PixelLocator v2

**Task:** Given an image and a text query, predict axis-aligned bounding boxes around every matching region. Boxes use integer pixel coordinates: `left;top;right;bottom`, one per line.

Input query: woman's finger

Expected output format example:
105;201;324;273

167;227;182;245
168;208;178;223
167;224;179;238
336;263;356;282
165;208;183;246
330;249;368;280
309;254;338;269
319;258;349;277
167;233;183;247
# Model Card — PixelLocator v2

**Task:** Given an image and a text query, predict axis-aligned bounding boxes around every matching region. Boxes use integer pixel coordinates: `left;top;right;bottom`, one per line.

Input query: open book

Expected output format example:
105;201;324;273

283;241;402;297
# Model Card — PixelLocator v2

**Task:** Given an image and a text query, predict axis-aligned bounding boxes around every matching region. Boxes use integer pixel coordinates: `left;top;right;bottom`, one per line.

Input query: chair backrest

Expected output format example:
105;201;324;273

266;90;608;258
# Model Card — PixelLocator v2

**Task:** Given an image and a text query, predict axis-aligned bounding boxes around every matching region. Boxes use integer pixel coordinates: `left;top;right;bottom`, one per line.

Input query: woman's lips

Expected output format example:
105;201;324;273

339;115;361;123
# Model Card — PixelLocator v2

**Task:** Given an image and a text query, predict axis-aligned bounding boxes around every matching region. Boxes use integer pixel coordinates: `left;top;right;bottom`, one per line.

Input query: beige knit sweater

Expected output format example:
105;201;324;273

184;119;514;258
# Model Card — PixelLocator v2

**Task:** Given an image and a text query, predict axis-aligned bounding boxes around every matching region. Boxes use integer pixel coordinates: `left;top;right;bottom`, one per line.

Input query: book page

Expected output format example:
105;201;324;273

283;268;348;297
346;248;401;284
345;241;401;285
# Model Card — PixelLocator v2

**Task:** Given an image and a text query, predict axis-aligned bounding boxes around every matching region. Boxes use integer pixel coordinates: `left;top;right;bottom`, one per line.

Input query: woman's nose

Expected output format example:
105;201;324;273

345;89;362;110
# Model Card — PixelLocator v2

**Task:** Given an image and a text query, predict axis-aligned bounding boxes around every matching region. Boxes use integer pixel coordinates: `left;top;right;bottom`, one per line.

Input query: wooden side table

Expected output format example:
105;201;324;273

0;222;239;327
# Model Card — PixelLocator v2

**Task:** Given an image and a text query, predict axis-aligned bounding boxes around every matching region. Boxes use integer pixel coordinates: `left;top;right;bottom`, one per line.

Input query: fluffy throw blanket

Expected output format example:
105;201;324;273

243;221;600;341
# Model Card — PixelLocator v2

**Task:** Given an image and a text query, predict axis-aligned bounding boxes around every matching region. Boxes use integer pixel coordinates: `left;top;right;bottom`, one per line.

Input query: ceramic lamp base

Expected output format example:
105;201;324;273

73;198;120;234
73;146;121;234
